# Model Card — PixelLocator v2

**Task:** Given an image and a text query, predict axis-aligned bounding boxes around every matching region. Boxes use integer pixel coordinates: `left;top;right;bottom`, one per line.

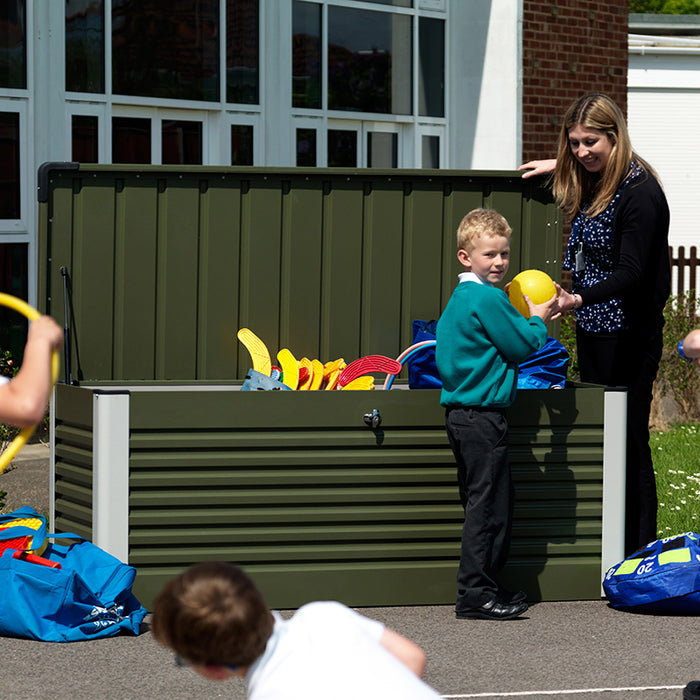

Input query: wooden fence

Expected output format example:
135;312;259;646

670;246;698;297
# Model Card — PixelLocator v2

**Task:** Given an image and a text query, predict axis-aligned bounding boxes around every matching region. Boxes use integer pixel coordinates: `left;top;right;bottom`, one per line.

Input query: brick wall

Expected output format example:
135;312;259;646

521;0;629;164
521;0;629;277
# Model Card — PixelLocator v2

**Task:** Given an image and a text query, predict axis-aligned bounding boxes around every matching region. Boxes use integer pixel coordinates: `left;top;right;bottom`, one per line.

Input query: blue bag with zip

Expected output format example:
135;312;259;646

603;532;700;614
0;506;147;642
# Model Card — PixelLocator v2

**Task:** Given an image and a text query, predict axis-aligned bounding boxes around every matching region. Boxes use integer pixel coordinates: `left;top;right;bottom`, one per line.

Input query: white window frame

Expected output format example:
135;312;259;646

0;99;30;236
415;123;446;169
223;111;263;166
364;121;403;168
292;115;325;167
288;0;447;169
65;102;109;163
326;119;362;167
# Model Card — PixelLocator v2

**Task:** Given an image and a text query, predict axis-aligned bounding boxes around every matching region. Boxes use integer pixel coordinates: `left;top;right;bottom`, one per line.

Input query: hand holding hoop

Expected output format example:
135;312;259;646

0;294;60;474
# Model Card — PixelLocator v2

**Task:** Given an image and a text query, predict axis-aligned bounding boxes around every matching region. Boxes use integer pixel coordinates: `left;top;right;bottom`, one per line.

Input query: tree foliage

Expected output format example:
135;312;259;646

630;0;700;13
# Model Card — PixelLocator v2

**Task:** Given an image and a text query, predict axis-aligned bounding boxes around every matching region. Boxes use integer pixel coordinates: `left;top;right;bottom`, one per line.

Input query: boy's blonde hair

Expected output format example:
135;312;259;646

457;208;512;252
151;561;274;668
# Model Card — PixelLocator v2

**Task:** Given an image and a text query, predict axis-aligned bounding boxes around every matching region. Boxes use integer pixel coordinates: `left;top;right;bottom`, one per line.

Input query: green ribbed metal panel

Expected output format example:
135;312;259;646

38;165;560;382
53;384;93;539
119;385;605;610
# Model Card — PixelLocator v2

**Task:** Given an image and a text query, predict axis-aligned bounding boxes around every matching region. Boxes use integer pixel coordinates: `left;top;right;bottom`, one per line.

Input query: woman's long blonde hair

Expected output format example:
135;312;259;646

552;93;655;219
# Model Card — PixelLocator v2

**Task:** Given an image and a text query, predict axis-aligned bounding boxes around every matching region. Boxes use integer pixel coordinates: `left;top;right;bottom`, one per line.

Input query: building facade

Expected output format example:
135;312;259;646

0;0;629;348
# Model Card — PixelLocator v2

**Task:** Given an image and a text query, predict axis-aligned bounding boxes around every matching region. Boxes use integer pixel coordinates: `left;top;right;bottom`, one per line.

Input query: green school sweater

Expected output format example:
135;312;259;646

436;280;547;408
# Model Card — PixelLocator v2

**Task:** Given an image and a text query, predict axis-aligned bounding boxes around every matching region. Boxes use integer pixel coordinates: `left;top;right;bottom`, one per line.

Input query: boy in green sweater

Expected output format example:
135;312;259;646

436;209;559;620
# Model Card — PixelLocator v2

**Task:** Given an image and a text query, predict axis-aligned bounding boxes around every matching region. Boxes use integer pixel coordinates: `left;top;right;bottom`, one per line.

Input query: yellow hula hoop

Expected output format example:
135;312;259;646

0;293;59;474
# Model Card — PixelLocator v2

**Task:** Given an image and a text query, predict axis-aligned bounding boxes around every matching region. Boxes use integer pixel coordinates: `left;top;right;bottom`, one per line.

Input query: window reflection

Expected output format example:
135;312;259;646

226;0;259;104
419;17;444;117
296;128;316;166
367;131;397;168
0;0;25;89
231;124;253;165
72;115;99;163
112;117;151;164
421;135;439;168
112;0;219;102
0;112;20;218
328;7;411;115
328;129;357;167
66;0;105;93
0;243;28;361
292;1;321;109
162;120;203;164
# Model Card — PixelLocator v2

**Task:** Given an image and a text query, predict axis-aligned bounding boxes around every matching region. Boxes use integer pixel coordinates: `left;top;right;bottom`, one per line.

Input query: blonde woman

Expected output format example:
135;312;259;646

520;94;670;556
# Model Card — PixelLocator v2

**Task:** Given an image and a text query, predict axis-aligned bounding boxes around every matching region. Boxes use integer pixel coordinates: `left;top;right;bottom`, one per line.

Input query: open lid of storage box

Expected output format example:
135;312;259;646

38;163;560;384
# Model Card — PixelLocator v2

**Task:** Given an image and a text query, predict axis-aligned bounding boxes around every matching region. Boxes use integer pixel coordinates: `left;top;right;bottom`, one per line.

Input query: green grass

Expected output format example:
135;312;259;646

652;423;700;536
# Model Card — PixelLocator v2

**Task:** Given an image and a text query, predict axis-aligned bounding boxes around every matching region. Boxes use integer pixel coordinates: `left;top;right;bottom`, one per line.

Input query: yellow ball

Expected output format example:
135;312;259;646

508;269;556;317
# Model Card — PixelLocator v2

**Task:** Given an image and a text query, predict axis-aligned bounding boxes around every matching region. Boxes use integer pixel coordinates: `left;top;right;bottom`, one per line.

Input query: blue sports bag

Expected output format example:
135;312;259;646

0;506;147;642
408;321;569;390
603;532;700;614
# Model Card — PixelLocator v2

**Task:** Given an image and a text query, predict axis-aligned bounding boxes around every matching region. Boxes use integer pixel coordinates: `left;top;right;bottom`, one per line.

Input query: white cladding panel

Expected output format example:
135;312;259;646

628;87;700;253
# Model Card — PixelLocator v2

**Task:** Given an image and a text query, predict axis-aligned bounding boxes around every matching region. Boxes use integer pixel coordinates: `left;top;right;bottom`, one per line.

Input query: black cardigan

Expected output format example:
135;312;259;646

578;173;671;334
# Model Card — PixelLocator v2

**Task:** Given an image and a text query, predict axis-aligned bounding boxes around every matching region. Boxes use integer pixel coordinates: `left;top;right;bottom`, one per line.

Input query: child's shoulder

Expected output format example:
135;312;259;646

453;280;508;305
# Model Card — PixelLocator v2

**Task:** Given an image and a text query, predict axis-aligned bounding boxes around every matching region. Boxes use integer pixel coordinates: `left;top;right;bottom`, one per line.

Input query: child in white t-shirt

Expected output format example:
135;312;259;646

151;561;442;700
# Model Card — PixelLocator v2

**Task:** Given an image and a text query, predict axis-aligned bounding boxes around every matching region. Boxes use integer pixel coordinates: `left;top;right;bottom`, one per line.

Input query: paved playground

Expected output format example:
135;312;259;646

0;445;697;699
0;599;696;699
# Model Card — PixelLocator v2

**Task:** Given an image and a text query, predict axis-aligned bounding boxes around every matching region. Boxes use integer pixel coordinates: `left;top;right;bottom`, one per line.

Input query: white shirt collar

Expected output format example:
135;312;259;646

458;271;489;286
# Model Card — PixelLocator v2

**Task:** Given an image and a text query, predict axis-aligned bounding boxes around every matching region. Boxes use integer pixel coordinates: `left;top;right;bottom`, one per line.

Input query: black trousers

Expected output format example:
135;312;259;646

445;406;513;611
576;325;662;555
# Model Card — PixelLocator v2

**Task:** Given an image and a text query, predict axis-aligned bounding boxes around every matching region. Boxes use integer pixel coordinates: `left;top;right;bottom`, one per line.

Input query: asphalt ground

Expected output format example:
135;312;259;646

0;445;697;700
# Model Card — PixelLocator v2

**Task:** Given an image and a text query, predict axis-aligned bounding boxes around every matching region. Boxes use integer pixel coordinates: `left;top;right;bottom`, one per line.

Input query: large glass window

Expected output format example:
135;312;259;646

112;0;219;101
328;6;411;115
112;117;151;164
72;115;99;163
66;0;105;93
226;0;259;104
0;112;20;219
0;0;26;89
162;120;203;164
419;17;444;118
292;1;321;109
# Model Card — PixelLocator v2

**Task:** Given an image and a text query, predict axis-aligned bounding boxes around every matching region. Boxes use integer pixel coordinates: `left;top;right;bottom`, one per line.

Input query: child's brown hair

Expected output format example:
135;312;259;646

456;208;512;252
151;561;274;668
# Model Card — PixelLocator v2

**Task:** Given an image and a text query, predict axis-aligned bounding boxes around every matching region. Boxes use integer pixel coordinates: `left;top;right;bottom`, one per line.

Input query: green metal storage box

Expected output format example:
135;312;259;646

38;163;625;609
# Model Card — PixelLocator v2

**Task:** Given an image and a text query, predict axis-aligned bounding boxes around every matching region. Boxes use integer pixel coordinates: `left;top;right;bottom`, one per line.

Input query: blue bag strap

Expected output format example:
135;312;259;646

46;532;85;541
0;526;47;541
0;506;43;523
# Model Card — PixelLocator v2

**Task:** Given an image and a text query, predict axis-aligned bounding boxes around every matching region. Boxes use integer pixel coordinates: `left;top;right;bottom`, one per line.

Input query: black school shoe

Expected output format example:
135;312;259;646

684;681;700;700
498;587;527;604
456;597;529;620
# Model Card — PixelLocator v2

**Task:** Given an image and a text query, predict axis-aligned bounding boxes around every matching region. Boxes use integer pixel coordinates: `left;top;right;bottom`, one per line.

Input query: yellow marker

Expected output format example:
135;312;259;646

341;375;375;390
237;328;271;376
298;357;313;390
323;358;346;391
277;348;299;389
309;359;325;390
